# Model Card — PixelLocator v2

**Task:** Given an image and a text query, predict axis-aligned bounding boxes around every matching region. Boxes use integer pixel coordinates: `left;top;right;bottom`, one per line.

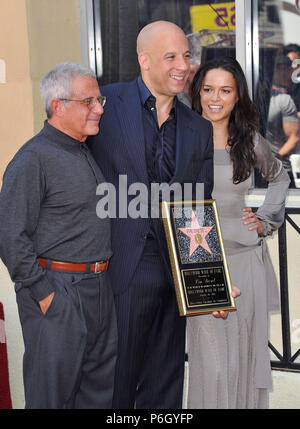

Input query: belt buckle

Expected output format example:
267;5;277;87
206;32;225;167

94;262;101;273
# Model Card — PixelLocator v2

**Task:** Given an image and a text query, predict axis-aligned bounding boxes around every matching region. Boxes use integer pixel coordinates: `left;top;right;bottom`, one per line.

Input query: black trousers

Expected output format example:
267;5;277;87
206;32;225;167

112;240;186;409
16;269;117;409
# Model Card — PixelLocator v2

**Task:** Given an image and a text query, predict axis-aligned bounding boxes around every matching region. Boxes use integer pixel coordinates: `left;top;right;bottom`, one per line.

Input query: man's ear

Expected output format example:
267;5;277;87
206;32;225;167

50;98;65;117
138;52;150;71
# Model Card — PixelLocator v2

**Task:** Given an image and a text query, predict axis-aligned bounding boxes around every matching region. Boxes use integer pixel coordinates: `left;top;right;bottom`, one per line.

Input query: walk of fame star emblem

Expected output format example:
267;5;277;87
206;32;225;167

178;210;214;258
161;200;235;316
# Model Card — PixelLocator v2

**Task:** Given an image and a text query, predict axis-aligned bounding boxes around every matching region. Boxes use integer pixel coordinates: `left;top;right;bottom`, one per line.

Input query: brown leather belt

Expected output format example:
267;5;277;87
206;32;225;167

38;258;109;273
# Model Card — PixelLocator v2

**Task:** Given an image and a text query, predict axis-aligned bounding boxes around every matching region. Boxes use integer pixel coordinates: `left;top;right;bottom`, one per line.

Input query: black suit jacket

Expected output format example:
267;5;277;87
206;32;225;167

89;79;213;295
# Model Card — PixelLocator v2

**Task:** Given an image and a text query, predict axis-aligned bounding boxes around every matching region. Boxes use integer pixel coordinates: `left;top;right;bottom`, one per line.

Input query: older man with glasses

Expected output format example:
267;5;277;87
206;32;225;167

0;62;117;409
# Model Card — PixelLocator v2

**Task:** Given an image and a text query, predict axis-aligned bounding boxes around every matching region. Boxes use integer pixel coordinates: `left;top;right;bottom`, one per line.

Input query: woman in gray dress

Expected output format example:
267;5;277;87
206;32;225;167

187;57;290;408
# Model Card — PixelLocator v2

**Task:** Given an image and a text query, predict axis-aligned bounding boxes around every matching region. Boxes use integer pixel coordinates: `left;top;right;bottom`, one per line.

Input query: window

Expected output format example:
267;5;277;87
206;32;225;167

253;0;300;190
96;0;236;84
90;0;300;192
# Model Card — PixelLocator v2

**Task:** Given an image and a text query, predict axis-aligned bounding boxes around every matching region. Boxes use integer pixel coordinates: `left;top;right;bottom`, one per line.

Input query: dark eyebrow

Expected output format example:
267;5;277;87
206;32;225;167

202;84;233;89
164;50;191;57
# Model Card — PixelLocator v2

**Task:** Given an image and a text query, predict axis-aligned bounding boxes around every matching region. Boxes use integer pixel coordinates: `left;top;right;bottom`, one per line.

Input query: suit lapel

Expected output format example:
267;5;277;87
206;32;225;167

172;101;196;184
114;80;149;185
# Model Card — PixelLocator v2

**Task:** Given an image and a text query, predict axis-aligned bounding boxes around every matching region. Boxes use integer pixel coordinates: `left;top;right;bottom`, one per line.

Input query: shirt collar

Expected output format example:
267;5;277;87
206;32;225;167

137;75;152;106
137;76;177;118
43;120;87;152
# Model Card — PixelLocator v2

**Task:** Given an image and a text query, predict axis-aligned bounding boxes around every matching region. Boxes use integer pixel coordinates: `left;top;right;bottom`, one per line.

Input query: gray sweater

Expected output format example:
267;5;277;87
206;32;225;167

0;121;112;301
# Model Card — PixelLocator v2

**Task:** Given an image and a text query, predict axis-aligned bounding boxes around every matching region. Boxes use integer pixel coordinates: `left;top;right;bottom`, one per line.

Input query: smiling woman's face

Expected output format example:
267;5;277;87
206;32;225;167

200;68;238;126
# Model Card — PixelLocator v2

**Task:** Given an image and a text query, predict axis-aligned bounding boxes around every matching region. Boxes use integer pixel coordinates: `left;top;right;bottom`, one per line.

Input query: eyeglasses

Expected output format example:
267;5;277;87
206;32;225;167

59;95;106;109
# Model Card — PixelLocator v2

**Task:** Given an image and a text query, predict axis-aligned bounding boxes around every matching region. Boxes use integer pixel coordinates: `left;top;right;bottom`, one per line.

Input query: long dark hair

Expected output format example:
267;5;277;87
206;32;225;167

190;56;259;184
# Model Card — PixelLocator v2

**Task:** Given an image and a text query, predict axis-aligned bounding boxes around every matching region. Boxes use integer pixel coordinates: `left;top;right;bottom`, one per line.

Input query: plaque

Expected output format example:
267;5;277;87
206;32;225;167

161;200;236;316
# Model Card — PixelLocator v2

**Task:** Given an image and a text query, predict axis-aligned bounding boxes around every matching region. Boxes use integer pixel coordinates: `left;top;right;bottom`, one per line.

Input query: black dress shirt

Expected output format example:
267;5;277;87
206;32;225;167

137;76;178;249
137;76;177;184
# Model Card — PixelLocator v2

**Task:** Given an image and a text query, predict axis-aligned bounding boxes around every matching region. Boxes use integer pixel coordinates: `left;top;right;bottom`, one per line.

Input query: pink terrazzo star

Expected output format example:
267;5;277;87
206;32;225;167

178;210;214;258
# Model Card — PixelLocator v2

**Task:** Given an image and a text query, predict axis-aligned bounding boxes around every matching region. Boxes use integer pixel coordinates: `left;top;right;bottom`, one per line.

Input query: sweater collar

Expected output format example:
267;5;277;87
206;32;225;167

42;120;88;152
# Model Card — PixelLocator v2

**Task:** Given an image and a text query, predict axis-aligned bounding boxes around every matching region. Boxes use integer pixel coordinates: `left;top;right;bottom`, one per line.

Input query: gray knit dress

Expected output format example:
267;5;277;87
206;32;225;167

186;134;290;409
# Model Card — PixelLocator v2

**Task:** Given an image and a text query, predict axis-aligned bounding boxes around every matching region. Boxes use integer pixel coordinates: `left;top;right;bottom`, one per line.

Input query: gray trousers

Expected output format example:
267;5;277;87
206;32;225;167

16;269;117;409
